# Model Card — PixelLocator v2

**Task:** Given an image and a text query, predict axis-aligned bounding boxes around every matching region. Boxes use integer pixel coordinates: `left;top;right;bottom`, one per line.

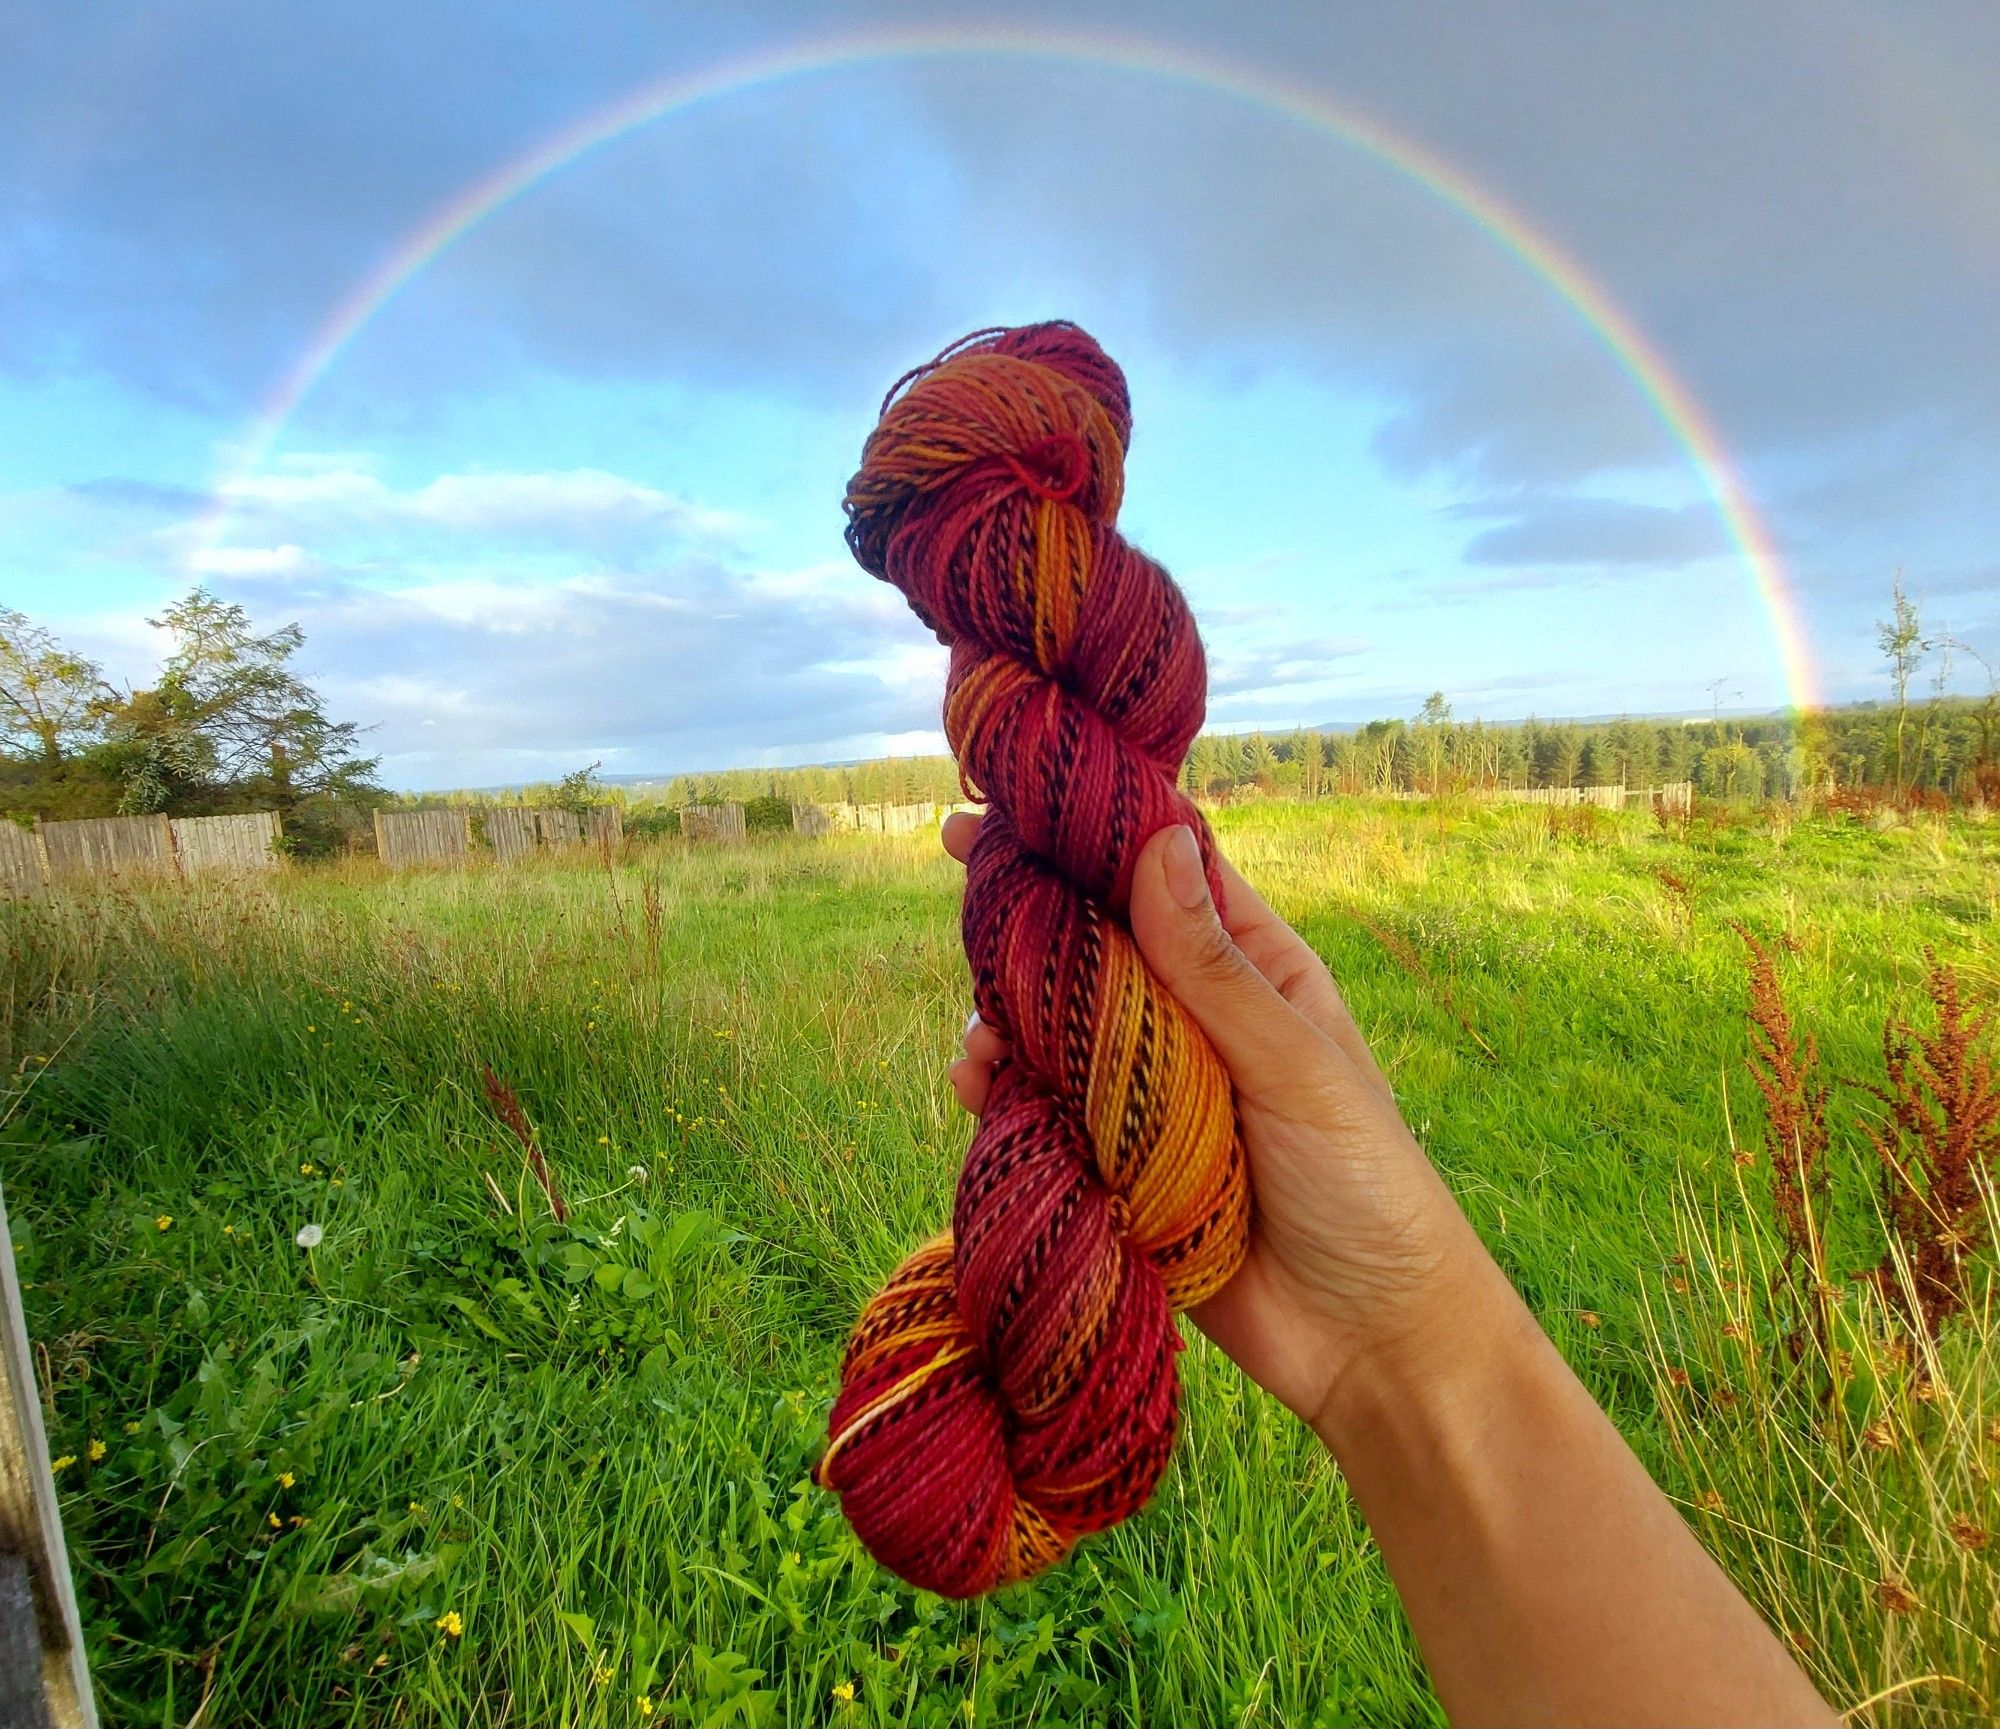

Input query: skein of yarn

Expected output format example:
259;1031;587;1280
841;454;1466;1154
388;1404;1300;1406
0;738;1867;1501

816;322;1251;1598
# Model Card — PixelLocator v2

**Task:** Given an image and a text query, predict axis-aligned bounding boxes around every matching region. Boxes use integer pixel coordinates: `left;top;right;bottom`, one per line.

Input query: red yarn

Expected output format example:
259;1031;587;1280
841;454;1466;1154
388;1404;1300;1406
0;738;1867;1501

817;322;1249;1597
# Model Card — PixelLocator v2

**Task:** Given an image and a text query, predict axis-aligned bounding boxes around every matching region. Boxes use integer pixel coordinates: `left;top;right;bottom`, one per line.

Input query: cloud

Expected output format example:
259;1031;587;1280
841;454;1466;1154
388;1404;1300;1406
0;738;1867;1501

1208;634;1371;700
1456;497;1728;569
299;567;937;784
208;461;750;560
57;559;940;787
185;543;313;577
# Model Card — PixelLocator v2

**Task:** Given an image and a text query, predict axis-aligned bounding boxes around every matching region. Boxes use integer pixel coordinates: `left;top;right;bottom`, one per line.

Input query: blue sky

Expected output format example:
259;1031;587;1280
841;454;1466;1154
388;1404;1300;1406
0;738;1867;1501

3;2;1996;788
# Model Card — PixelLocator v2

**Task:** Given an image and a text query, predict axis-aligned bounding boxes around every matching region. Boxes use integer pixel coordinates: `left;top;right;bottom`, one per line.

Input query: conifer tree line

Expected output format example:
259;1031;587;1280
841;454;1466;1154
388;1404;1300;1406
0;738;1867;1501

6;579;1994;842
589;693;1991;817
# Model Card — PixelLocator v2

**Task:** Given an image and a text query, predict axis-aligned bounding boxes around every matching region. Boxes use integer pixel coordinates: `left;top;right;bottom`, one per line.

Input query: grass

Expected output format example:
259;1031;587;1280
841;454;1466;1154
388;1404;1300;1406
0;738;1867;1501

2;799;1996;1726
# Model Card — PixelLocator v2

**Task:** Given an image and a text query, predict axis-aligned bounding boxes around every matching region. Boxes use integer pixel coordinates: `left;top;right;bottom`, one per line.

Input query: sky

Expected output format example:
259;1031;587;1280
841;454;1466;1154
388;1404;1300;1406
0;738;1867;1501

2;1;1996;789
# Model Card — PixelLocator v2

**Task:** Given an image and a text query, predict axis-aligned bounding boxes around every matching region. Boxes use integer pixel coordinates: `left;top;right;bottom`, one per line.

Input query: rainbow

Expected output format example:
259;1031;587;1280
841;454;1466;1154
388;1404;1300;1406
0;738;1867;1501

194;23;1820;710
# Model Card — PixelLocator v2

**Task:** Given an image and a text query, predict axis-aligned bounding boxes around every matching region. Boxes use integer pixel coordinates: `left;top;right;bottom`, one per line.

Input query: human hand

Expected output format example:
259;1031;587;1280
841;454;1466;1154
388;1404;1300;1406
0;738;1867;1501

941;812;1496;1440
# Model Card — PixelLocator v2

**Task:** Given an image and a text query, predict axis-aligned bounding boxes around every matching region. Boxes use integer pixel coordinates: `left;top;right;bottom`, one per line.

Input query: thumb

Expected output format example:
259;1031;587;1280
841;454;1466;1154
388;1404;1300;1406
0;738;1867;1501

1130;825;1324;1099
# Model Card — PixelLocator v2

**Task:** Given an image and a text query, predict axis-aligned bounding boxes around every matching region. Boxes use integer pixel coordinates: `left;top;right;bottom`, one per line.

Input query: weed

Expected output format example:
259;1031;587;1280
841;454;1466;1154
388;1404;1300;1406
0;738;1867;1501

1860;955;2000;1336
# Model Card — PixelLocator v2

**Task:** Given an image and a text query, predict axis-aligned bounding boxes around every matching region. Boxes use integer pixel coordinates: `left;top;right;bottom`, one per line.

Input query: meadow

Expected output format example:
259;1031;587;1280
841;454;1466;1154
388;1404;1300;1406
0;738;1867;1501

3;799;1996;1727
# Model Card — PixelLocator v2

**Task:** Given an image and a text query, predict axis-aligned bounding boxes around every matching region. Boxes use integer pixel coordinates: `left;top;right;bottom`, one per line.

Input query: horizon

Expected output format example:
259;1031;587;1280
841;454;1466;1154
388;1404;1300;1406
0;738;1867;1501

413;693;1953;799
5;5;1996;788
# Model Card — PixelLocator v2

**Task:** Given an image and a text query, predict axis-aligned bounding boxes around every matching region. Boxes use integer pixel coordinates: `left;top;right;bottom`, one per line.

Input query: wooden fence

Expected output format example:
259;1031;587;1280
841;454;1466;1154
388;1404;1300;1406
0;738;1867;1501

377;806;628;869
477;806;538;862
1;813;283;895
374;809;469;867
0;1181;98;1727
819;801;945;835
682;804;747;843
791;803;832;837
1492;781;1693;812
170;812;282;875
38;817;174;882
0;827;45;900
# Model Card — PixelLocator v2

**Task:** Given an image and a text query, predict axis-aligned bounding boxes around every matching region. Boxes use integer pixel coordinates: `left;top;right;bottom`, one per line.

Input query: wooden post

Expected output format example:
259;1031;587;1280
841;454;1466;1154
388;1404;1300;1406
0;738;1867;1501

0;1183;96;1728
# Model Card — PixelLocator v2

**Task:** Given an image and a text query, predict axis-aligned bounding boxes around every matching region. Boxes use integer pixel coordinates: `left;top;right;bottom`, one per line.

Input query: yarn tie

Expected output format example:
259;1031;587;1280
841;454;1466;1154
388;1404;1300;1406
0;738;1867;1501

817;321;1250;1598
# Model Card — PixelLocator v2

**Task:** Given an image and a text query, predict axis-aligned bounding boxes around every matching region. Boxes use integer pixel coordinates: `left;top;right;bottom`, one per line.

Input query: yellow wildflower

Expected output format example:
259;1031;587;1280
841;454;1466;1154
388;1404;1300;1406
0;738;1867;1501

636;1698;655;1719
267;1512;281;1529
300;1163;316;1176
598;1135;611;1145
435;1610;463;1639
306;1024;316;1033
87;1439;106;1463
123;1421;141;1436
277;1471;296;1489
409;1500;424;1515
832;1680;857;1704
51;1454;76;1475
155;1215;173;1231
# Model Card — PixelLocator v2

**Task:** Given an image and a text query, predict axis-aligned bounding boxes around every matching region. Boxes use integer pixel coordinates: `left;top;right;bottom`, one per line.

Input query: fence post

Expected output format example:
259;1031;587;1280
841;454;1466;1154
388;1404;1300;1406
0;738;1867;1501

0;1183;98;1728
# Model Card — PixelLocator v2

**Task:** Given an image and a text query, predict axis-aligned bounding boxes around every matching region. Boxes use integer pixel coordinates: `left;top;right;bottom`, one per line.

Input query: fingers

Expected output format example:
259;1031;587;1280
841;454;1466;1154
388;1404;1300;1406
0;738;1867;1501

950;1011;1010;1117
1128;826;1364;1112
943;808;1392;1110
1207;852;1397;1108
941;809;982;864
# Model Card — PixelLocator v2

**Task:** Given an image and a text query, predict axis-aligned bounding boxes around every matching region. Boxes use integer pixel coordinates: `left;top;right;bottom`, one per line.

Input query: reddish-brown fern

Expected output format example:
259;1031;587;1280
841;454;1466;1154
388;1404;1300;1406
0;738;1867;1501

481;1062;568;1222
1861;954;1999;1335
1736;925;1832;1356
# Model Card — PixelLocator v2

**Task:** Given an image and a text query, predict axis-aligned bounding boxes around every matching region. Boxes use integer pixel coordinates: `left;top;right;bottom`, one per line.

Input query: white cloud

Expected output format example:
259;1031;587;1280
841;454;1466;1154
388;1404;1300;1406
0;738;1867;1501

185;542;312;577
201;460;752;572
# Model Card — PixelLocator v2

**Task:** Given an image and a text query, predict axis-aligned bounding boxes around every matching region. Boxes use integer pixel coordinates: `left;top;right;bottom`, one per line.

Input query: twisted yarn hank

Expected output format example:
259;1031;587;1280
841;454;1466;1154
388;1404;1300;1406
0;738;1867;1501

816;322;1251;1598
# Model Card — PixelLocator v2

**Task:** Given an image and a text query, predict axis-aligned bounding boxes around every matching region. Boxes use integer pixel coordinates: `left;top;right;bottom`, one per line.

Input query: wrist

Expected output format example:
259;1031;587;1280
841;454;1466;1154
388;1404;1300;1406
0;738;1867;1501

1307;1234;1538;1465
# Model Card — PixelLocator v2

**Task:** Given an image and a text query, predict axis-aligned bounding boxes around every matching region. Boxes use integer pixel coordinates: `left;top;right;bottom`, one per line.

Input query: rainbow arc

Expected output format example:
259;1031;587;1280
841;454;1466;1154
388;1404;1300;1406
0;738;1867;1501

194;24;1818;710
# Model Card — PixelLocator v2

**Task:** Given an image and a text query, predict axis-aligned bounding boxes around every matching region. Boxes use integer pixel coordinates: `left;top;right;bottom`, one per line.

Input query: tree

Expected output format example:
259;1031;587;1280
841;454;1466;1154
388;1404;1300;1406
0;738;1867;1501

87;588;381;852
1242;733;1279;791
1878;574;1927;796
136;588;380;817
1413;692;1452;792
0;607;112;765
552;762;604;815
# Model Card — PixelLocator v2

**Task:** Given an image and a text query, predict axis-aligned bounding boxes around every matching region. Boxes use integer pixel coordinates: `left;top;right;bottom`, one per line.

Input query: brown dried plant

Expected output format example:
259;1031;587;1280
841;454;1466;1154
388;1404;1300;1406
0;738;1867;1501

1860;953;1999;1335
1735;925;1831;1356
1654;866;1695;932
481;1062;568;1222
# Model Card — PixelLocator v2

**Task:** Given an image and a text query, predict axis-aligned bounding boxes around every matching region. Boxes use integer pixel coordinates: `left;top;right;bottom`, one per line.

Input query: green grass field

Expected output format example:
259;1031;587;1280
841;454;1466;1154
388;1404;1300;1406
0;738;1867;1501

4;800;1996;1727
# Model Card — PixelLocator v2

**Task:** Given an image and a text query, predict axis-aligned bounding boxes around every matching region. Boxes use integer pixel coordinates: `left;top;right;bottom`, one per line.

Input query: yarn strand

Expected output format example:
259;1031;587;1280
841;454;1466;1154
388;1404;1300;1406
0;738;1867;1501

818;322;1250;1598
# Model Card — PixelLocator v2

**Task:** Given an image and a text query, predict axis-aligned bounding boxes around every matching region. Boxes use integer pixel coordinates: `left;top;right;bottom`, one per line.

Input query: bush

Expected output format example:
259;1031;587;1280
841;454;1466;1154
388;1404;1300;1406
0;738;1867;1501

742;796;791;834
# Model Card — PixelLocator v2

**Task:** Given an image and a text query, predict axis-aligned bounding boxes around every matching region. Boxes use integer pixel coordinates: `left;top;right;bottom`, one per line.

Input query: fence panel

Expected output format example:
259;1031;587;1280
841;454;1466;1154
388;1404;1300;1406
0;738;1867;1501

791;803;831;837
38;816;174;882
170;811;282;876
374;809;470;867
479;807;538;862
0;825;46;899
584;807;624;850
533;809;584;849
682;803;746;843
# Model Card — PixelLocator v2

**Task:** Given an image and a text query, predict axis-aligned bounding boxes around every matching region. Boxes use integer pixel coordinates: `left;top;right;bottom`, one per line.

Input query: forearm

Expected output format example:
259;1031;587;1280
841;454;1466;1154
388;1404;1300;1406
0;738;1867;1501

1315;1246;1837;1728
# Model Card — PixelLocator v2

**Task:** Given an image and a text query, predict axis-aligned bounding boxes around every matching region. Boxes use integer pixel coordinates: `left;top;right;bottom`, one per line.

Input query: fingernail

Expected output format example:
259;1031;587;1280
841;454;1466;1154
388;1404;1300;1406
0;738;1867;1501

1161;825;1211;911
963;1009;981;1040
